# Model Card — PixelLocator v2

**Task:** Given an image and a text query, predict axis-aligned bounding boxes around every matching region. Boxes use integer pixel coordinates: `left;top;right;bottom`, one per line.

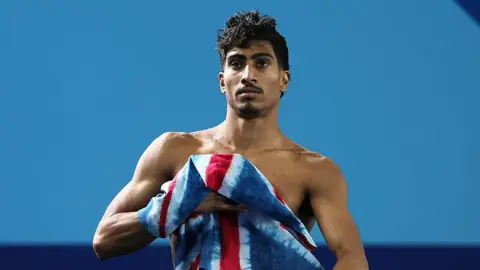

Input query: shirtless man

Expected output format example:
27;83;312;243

93;10;368;270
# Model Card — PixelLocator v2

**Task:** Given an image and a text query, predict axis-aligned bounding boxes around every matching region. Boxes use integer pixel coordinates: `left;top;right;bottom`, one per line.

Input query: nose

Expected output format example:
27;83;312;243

240;64;257;85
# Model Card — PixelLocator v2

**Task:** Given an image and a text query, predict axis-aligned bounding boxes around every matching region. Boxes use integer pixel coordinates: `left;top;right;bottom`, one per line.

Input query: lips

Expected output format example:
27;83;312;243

237;87;262;95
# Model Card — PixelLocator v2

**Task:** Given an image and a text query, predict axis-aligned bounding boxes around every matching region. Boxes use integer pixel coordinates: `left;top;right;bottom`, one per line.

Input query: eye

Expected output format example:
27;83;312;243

229;60;243;69
256;59;270;67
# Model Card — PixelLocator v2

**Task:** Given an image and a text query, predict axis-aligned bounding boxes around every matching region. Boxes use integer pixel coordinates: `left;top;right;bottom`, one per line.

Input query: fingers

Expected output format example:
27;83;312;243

211;193;246;211
217;202;247;212
215;196;248;212
200;192;248;212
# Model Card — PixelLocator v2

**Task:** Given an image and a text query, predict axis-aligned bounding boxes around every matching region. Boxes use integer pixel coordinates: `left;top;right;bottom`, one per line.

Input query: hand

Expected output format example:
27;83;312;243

195;192;248;213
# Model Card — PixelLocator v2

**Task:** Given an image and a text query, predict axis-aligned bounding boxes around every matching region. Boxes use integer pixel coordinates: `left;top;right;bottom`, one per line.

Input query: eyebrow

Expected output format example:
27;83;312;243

226;52;274;61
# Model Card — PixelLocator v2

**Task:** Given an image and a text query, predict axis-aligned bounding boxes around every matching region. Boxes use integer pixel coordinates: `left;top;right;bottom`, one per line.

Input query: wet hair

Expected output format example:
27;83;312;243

216;10;290;73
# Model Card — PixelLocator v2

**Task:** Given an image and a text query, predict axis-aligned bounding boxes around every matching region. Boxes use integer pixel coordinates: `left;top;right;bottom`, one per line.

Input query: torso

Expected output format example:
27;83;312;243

164;129;324;256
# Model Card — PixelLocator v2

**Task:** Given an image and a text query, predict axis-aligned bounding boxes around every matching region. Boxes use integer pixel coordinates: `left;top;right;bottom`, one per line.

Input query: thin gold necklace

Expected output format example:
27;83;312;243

210;135;235;151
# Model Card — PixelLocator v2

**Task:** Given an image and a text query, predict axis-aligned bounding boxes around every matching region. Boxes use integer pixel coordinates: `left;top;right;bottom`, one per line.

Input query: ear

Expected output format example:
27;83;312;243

280;70;290;95
218;72;226;94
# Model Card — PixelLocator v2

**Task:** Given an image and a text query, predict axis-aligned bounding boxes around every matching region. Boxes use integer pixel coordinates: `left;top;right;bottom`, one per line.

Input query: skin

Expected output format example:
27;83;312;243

93;40;368;270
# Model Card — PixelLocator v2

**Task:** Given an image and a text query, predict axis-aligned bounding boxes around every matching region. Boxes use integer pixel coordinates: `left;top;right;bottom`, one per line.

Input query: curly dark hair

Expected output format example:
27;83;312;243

216;10;290;72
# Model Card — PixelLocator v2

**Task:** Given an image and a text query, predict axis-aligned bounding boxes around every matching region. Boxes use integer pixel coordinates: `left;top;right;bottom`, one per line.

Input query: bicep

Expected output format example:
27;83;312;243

309;159;364;256
311;176;351;250
101;177;163;220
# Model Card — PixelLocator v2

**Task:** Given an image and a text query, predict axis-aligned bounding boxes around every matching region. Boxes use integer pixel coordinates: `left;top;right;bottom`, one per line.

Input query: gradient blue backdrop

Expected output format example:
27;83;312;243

1;0;479;269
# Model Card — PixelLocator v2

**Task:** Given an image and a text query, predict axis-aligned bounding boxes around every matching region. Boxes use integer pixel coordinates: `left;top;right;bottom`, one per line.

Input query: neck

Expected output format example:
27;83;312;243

214;106;284;152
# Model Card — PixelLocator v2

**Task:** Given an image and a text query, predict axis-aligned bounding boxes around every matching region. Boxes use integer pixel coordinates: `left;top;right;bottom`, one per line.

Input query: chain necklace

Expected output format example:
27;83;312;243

210;134;294;155
211;135;236;152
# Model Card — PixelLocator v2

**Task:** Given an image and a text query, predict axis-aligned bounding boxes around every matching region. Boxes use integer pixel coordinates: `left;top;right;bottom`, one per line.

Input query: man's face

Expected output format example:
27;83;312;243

219;40;290;119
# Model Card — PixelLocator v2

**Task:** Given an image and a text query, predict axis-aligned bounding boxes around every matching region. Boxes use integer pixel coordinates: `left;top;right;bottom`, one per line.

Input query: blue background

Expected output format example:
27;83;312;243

1;0;479;269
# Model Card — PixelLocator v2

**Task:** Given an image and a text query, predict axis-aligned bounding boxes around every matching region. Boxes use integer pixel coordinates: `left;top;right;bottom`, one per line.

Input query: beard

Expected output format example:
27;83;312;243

228;99;276;120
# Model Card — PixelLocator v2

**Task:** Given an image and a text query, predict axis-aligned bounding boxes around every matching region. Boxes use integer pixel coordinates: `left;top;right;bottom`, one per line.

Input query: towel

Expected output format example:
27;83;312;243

138;153;324;270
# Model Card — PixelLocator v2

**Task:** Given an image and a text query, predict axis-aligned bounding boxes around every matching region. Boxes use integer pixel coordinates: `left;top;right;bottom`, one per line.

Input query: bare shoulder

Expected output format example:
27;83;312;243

291;144;345;189
148;131;206;152
152;131;198;146
147;129;216;163
137;131;200;169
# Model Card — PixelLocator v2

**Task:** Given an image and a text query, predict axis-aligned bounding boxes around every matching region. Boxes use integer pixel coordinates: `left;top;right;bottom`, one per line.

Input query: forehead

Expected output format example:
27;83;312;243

226;40;276;58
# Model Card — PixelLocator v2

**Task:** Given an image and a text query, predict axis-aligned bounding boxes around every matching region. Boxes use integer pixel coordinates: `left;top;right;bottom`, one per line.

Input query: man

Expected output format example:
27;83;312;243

93;10;368;270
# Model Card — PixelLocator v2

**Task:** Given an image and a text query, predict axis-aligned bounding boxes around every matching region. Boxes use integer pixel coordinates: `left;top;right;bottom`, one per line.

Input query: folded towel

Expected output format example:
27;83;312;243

138;153;324;270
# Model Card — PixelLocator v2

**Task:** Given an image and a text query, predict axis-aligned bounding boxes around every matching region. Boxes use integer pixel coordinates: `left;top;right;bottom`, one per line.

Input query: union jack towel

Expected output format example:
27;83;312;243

138;153;323;270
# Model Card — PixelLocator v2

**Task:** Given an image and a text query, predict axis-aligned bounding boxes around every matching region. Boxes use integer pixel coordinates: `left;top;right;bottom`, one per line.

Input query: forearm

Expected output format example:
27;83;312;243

333;252;369;270
93;212;156;260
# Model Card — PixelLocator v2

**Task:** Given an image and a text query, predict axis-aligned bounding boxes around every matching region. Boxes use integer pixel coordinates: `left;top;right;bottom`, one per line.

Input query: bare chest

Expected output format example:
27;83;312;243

238;154;316;231
245;156;310;214
172;146;312;215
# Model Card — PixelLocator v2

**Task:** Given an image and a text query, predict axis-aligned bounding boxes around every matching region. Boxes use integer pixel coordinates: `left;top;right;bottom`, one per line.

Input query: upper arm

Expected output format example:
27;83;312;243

99;132;179;221
308;157;366;258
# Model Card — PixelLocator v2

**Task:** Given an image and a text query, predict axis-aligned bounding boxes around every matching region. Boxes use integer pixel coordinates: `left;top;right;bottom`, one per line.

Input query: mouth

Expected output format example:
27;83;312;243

236;87;263;96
